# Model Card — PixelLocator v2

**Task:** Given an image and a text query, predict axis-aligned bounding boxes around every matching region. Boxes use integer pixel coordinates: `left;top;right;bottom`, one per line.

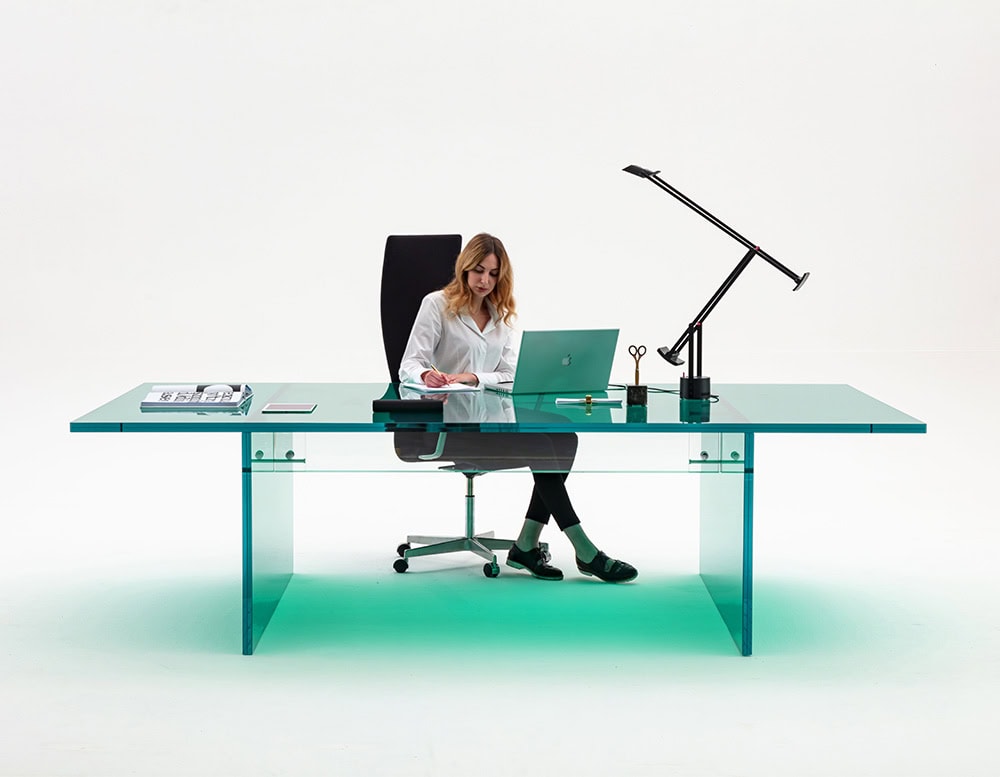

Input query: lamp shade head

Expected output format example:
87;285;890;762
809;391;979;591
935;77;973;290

623;165;657;178
658;346;685;366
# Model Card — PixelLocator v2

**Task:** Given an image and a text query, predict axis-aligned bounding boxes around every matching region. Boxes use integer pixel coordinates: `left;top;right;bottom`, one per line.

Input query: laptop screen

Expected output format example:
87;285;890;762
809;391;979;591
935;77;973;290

485;329;619;394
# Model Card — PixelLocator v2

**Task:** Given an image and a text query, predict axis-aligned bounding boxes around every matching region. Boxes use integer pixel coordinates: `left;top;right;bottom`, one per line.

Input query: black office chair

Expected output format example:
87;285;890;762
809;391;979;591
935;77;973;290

380;234;521;578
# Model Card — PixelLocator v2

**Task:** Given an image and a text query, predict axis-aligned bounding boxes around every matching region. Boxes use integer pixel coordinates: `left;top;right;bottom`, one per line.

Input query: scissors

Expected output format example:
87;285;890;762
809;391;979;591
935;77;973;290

628;345;646;386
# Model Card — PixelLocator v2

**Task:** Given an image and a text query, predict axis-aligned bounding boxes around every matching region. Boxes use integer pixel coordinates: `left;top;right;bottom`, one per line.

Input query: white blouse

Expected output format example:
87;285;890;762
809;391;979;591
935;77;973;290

398;291;517;386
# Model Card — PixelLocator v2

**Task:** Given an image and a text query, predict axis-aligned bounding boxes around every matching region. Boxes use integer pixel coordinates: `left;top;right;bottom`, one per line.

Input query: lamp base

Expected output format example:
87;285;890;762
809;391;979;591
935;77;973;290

679;398;711;424
679;375;711;400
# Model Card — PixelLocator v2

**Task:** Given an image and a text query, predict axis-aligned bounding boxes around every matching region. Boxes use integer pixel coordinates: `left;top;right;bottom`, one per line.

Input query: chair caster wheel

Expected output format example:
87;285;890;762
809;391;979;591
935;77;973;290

393;558;409;573
396;542;411;557
483;562;500;578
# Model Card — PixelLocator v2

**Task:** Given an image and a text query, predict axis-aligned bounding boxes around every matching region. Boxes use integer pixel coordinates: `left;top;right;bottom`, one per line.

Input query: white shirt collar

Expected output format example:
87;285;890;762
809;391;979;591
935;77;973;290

459;301;498;335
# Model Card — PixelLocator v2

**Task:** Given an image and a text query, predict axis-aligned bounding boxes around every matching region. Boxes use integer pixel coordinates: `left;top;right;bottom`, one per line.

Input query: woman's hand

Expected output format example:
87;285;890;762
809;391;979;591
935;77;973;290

422;369;452;388
421;370;479;387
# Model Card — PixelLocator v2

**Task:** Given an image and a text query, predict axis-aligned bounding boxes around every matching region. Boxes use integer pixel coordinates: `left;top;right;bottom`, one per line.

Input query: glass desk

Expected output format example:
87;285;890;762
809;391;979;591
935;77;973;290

71;383;926;655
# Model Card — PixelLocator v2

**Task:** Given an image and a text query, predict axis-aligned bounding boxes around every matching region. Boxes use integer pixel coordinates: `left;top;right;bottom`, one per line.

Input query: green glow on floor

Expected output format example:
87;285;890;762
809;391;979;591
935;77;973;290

30;570;910;664
255;571;738;656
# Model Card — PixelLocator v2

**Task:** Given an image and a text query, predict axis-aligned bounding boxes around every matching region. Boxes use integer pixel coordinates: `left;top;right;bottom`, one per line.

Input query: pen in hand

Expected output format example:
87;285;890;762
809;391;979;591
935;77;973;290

427;365;451;387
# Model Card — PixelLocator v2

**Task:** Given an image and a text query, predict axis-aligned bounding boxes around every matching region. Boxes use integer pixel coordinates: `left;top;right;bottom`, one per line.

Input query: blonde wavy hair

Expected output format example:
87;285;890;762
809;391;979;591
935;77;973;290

441;233;517;325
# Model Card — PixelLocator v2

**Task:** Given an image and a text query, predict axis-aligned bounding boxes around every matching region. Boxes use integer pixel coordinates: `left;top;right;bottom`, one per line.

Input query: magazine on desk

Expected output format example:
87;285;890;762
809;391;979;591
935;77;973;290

140;383;253;410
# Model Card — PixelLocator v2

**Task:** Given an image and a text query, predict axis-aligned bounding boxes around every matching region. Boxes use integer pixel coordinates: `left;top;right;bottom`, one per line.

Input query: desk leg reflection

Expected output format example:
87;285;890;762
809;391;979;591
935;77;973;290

699;432;754;656
242;432;294;655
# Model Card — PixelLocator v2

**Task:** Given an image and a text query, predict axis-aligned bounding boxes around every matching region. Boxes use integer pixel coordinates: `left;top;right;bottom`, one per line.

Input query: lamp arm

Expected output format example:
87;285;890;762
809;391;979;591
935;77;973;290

657;248;757;366
624;164;809;290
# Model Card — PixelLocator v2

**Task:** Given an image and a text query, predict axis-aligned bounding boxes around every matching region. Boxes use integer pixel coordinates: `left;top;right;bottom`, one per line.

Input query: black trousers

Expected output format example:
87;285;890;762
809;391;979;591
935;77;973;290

395;432;581;530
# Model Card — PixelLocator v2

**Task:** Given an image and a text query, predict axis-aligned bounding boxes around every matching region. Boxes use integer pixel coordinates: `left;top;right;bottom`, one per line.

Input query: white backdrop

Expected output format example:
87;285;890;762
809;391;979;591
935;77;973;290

4;0;998;398
2;2;999;776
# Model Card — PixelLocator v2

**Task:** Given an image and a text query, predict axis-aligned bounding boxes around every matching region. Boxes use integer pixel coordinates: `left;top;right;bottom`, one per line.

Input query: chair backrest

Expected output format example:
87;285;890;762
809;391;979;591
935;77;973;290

380;234;462;382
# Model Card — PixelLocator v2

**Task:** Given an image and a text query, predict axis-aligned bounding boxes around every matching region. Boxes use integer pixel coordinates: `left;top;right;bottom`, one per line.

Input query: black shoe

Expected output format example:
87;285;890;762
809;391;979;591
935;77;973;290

506;544;563;580
576;551;638;583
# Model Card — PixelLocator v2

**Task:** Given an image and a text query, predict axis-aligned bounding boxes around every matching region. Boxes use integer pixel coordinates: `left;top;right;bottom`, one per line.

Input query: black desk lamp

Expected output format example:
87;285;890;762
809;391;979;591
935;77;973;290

623;164;810;400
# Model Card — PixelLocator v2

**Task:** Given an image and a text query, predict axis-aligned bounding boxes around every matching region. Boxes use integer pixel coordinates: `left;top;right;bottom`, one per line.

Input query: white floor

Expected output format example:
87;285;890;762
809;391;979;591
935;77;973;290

2;352;999;776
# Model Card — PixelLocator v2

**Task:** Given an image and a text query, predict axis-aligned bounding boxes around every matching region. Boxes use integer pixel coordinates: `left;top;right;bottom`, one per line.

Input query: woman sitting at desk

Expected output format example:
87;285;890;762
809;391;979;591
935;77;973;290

399;232;637;583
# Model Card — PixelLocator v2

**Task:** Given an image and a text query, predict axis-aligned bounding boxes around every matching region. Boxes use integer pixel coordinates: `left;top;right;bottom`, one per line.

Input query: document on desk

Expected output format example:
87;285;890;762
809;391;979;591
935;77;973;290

401;382;481;393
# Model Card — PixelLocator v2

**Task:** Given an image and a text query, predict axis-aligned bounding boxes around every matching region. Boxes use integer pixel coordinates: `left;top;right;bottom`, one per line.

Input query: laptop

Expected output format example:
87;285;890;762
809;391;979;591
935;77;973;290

483;329;619;395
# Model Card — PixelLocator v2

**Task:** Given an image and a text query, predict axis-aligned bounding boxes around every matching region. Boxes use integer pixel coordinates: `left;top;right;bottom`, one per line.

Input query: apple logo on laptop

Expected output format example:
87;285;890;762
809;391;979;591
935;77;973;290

561;353;572;367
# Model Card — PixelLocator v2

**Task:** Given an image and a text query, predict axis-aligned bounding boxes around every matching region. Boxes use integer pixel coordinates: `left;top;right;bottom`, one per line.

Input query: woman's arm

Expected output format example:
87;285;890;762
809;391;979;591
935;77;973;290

445;371;480;386
398;294;444;384
471;328;517;387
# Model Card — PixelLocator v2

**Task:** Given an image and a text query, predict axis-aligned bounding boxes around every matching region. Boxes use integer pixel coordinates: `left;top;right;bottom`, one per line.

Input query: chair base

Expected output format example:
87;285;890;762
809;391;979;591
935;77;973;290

394;469;549;575
403;530;515;564
397;532;551;576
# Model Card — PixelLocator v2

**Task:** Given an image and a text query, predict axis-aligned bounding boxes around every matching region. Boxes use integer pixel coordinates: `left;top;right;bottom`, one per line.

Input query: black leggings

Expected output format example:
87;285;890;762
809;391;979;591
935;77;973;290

398;432;581;530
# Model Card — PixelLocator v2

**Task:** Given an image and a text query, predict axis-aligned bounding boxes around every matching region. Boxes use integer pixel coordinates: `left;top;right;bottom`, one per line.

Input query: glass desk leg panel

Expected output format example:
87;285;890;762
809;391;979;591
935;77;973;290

698;432;754;656
242;432;295;655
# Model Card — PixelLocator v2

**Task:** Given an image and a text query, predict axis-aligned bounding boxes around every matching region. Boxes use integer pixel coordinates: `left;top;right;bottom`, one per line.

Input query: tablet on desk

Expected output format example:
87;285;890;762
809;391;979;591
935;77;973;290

262;403;316;413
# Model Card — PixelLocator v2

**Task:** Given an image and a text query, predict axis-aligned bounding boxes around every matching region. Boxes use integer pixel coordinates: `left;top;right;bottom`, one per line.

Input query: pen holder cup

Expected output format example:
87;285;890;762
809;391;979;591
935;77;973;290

626;384;648;407
626;404;647;424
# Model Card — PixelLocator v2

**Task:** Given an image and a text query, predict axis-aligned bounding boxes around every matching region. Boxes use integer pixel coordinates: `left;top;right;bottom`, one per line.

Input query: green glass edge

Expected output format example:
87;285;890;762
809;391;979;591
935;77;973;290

71;383;927;435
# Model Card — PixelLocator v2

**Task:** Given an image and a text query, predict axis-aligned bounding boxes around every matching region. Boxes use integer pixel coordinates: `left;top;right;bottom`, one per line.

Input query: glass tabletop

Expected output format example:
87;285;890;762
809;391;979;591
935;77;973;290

70;383;926;434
